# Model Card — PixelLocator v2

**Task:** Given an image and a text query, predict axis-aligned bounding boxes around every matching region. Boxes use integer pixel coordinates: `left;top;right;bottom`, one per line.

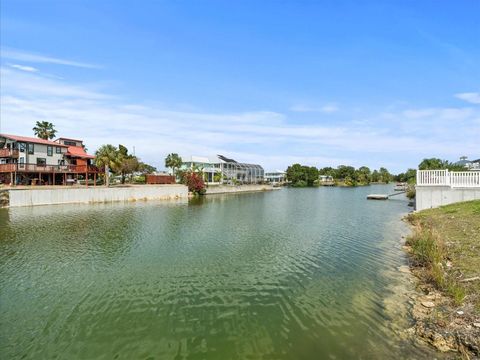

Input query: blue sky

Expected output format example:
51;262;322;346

1;0;479;172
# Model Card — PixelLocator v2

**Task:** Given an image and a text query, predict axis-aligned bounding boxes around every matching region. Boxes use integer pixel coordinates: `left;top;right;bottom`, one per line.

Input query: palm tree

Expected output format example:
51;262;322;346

95;144;120;186
165;153;183;177
33;121;57;140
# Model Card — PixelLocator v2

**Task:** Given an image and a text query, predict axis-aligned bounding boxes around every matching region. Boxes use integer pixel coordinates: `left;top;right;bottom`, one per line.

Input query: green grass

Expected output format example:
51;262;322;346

407;200;480;310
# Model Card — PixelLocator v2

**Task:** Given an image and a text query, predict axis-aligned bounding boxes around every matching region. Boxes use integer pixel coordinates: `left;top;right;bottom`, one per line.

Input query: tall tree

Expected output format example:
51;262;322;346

95;144;120;186
356;166;371;184
418;158;466;171
33;121;57;140
138;162;157;174
379;167;392;183
117;144;140;184
165;153;183;176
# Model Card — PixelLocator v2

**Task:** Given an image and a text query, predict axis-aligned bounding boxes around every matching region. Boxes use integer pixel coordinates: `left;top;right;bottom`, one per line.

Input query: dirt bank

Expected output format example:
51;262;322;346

404;200;480;358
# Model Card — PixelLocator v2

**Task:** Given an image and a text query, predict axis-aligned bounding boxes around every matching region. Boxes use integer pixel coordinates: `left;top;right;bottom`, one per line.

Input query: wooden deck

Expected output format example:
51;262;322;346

0;163;101;174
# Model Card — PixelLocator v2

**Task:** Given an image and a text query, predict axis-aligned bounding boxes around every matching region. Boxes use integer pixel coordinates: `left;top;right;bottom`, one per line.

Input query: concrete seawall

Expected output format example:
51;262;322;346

416;186;480;211
205;184;275;195
5;185;188;207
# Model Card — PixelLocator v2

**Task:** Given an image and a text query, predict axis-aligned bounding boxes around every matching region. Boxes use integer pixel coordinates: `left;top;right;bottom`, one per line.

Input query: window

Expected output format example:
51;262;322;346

56;147;62;154
19;157;25;169
63;140;77;146
37;158;46;166
19;142;26;152
27;143;34;154
47;146;53;156
58;159;65;166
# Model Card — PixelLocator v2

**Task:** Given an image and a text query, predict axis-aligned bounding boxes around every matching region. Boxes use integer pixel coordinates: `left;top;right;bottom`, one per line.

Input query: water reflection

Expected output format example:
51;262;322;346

1;187;436;359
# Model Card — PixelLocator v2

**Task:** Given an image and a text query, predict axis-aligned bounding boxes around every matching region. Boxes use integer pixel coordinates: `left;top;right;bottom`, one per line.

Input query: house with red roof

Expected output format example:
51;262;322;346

0;134;100;186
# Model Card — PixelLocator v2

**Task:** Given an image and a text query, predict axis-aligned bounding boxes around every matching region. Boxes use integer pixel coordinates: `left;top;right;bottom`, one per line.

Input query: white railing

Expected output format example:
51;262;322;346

417;169;480;188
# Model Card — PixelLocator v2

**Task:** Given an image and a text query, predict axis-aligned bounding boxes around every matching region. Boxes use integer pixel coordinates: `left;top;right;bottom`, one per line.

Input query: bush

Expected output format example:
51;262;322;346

180;170;206;195
406;185;416;200
406;226;465;304
292;180;308;187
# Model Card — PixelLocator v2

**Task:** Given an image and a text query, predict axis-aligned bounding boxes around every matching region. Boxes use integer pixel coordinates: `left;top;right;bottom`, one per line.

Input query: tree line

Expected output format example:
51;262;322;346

286;164;393;187
95;144;156;185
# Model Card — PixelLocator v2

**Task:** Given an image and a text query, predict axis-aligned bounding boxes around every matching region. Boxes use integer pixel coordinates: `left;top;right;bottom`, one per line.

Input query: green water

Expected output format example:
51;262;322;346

1;186;435;359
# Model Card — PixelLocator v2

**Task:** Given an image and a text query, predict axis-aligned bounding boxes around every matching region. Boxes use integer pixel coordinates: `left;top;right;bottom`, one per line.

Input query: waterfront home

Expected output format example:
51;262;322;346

319;175;334;183
180;154;264;184
264;171;286;184
454;156;480;170
0;134;100;186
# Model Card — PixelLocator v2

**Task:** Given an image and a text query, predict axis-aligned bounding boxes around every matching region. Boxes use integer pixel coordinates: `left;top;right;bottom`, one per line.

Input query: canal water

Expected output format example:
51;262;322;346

1;186;436;359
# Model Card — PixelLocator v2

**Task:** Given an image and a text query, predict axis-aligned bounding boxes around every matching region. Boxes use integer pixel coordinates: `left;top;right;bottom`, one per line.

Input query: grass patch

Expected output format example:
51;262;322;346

407;200;480;310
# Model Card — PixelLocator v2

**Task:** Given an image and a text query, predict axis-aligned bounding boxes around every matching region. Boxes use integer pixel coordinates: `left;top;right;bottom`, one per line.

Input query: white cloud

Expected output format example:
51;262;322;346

455;92;480;105
1;67;110;99
290;103;339;113
2;48;100;69
9;64;38;72
1;65;479;172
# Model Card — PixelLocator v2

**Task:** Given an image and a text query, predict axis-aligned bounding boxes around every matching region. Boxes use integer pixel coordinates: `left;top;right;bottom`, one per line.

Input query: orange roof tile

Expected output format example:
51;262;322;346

66;145;95;159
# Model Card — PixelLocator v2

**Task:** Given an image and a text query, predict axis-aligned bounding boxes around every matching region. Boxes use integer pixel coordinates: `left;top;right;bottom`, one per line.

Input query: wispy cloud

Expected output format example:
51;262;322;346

9;64;38;72
2;48;100;69
290;104;339;113
1;67;109;99
455;92;480;105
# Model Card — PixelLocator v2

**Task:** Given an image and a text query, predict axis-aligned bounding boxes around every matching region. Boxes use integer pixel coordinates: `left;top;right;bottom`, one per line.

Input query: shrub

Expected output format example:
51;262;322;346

292;180;308;187
180;170;206;195
406;185;416;200
406;226;465;305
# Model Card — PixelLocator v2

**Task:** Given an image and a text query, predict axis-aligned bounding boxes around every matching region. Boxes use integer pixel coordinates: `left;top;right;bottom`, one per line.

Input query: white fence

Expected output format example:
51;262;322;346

417;170;480;188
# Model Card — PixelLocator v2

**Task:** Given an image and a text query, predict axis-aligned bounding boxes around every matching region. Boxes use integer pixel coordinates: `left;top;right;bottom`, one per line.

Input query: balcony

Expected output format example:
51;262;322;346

0;163;102;174
417;169;480;188
0;149;19;158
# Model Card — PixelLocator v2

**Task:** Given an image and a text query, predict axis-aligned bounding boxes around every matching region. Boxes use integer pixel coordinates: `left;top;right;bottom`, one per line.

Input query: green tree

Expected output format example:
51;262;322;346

117;145;140;184
356;166;371;184
138;162;157;174
396;168;417;183
95;144;120;186
318;166;335;177
285;163;304;185
379;167;392;183
165;153;183;177
305;166;319;186
418;158;465;171
33;121;57;140
336;165;355;180
286;164;319;187
418;158;448;170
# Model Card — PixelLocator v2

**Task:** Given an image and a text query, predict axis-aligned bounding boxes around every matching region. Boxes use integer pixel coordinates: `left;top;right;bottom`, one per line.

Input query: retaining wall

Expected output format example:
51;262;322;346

416;186;480;211
6;185;188;207
205;184;274;195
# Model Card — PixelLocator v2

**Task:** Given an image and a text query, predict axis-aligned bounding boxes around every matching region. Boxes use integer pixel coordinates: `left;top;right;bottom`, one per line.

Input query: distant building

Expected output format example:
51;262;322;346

180;154;264;184
319;175;334;183
0;133;99;185
264;171;286;184
454;156;480;170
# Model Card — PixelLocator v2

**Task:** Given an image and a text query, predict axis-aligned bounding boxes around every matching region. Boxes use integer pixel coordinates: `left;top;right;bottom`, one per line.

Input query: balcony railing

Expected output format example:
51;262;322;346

417;169;480;188
0;149;19;158
0;163;101;174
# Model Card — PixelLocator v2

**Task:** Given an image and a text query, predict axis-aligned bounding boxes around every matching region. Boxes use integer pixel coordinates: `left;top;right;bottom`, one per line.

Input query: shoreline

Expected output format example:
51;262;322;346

204;184;275;195
401;201;480;358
